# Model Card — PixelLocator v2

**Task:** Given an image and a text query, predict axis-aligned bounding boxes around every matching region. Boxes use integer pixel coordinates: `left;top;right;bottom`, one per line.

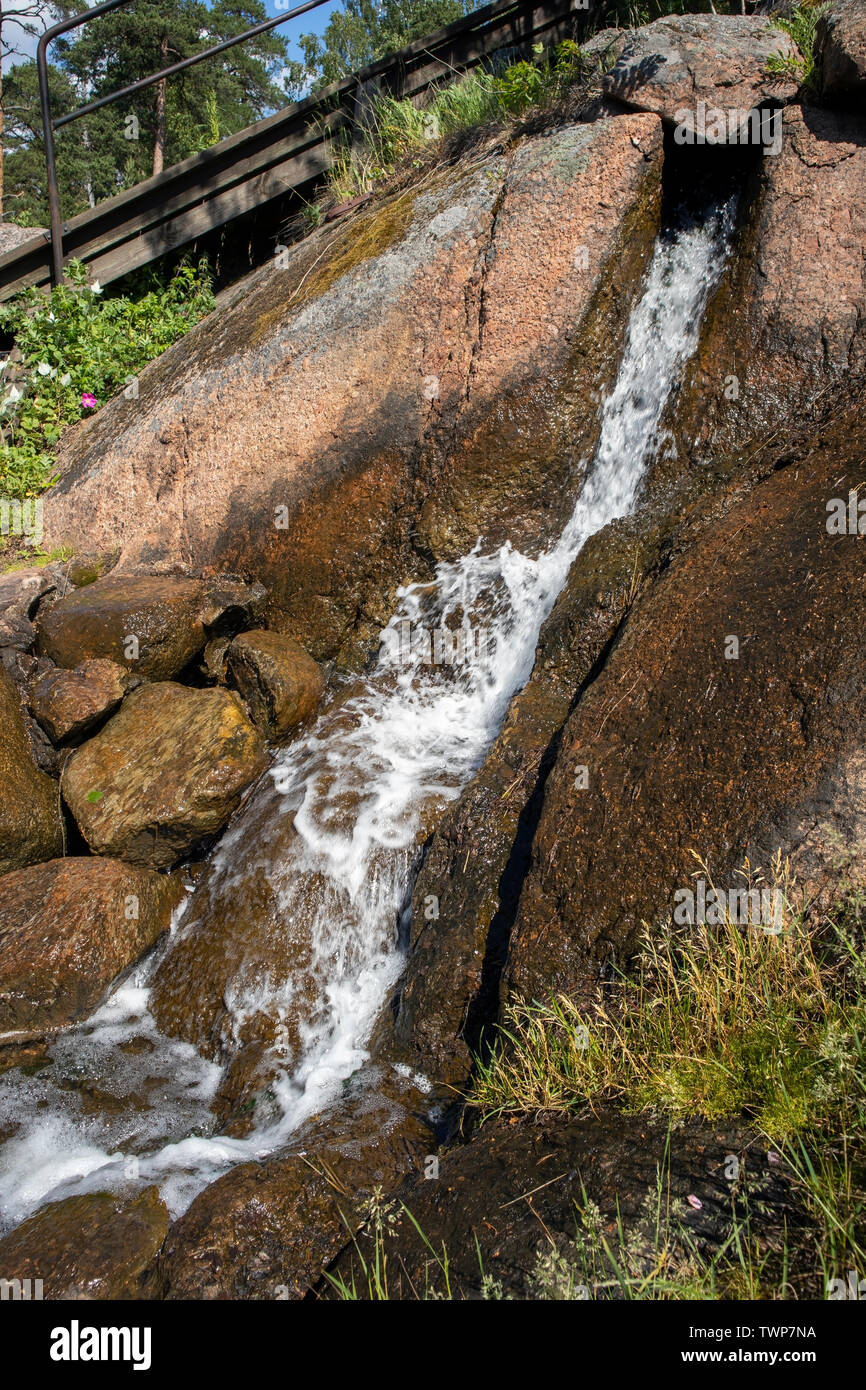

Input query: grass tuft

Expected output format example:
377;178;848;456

470;854;866;1275
323;39;588;206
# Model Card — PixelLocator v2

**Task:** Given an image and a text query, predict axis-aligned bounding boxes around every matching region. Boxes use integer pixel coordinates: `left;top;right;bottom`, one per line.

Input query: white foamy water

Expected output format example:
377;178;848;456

0;201;735;1234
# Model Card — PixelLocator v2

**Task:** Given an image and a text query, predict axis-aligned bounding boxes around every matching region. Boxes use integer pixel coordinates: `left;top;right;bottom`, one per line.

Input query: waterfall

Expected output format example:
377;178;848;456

0;195;736;1235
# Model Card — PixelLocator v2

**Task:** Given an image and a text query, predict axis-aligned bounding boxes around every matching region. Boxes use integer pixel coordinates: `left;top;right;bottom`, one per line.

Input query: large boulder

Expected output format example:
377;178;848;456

226;630;323;741
602;14;799;133
36;574;266;679
40;117;663;668
504;401;866;1005
0;857;183;1040
37;575;208;679
0;1187;168;1299
667;105;866;469
818;0;866;103
29;657;130;745
61;683;268;868
412;117;662;562
329;1109;804;1300
0;666;64;876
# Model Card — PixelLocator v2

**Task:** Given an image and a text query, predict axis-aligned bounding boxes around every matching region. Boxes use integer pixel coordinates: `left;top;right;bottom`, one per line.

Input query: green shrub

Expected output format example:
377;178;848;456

0;257;215;500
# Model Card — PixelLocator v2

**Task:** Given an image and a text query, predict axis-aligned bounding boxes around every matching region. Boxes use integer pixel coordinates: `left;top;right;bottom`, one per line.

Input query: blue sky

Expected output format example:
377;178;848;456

1;1;345;74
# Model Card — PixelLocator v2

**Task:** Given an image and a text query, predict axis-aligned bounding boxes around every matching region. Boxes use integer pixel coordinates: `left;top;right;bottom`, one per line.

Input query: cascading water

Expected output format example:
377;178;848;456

0;194;736;1236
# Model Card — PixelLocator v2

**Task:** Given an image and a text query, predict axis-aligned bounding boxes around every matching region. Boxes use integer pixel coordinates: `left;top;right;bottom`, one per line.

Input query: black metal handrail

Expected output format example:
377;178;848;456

37;0;333;285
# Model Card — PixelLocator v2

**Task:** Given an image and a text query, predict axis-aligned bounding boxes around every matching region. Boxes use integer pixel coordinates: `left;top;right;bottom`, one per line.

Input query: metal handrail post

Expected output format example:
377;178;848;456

36;0;331;285
37;0;135;284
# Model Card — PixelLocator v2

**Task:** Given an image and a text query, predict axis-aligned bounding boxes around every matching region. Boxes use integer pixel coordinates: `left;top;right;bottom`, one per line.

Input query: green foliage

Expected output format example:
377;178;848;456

300;0;476;90
472;859;864;1142
0;257;214;499
328;1152;804;1301
767;2;830;95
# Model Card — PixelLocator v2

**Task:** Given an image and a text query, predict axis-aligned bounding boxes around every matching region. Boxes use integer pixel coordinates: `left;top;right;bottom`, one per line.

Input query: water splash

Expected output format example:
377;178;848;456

0;199;735;1233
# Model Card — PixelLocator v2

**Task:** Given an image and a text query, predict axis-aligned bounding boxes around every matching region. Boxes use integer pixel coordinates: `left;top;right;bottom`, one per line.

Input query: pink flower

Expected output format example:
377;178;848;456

687;1194;703;1210
81;392;98;409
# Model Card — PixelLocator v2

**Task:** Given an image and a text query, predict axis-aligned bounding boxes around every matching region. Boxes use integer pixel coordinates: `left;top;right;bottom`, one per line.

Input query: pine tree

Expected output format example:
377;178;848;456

3;0;295;224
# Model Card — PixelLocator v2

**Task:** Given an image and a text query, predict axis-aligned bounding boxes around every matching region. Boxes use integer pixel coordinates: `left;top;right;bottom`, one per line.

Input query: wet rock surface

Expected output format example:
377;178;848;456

148;772;321;1061
227;630;323;741
61;682;268;868
0;857;183;1039
393;511;670;1081
0;666;64;875
670;105;866;467
29;657;130;745
37;575;209;679
0;1187;169;1299
35;573;265;680
159;1068;436;1299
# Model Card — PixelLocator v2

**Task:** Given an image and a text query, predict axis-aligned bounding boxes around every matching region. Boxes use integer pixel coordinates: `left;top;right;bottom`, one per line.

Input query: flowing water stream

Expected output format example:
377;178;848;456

0;194;736;1236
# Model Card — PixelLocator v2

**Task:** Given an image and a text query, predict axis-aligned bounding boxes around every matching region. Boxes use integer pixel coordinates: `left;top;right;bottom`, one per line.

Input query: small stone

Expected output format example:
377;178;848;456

202;636;231;682
30;657;130;745
227;630;324;741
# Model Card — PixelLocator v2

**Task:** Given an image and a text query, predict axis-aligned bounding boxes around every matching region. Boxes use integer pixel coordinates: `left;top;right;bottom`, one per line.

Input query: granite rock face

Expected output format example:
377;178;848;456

41;118;663;667
818;0;866;103
602;14;799;135
668;105;866;468
506;405;866;1006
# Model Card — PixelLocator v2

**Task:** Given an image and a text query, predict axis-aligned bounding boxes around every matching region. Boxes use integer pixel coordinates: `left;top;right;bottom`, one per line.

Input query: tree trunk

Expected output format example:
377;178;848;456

152;33;169;177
